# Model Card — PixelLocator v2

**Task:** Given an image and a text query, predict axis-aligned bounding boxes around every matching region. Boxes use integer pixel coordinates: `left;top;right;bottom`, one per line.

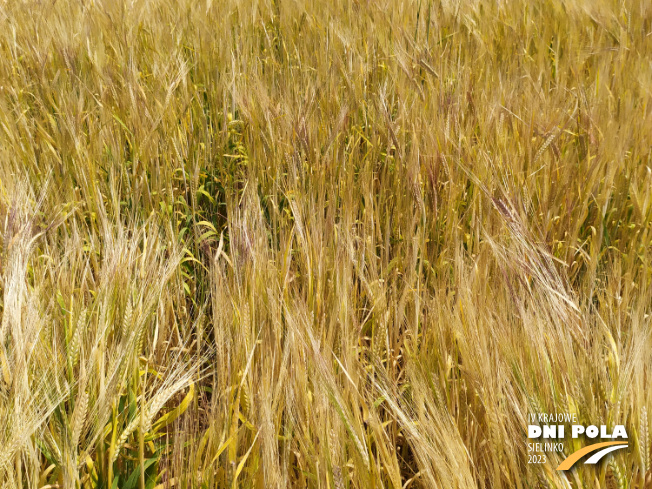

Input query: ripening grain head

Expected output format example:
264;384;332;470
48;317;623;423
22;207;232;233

0;0;650;487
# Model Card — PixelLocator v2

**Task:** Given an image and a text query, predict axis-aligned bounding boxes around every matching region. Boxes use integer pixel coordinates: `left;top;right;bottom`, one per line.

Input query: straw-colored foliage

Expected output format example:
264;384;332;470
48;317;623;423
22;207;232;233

0;0;650;487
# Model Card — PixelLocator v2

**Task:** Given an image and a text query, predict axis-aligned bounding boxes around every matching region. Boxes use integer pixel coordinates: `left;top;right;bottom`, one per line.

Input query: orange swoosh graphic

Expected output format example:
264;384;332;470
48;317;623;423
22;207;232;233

556;442;628;470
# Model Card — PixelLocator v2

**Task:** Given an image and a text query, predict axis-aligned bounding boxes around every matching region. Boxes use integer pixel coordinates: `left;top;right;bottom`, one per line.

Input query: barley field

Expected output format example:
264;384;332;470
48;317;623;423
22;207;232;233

0;0;650;487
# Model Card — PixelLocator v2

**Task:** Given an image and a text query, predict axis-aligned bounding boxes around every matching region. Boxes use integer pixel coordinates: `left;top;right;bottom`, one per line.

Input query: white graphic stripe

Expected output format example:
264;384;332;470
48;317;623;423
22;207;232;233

584;444;628;464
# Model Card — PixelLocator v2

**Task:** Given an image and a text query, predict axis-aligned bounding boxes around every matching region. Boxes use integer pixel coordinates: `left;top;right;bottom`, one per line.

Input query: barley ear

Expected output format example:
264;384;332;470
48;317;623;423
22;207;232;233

69;310;85;370
607;459;626;489
70;390;89;451
122;298;133;339
329;427;344;489
641;407;650;473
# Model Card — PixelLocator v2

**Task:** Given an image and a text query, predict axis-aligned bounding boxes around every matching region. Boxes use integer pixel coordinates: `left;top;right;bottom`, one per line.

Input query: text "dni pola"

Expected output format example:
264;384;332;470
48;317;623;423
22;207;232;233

528;425;628;439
